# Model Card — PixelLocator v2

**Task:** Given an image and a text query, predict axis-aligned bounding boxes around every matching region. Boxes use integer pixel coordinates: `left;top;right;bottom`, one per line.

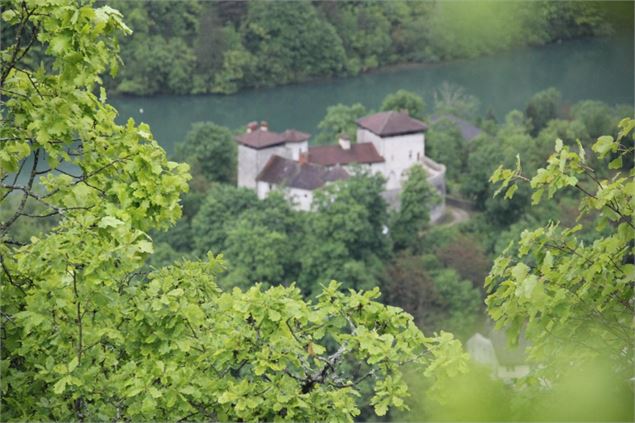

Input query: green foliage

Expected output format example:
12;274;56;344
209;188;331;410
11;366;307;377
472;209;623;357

381;89;426;119
525;87;562;135
409;357;633;421
106;0;200;94
391;165;439;252
488;117;634;379
175;122;237;189
571;99;615;139
103;0;618;95
241;0;346;88
300;171;390;294
0;3;471;420
425;119;466;182
316;103;367;145
382;253;482;337
221;192;301;290
210;26;256;94
436;234;491;290
461;111;534;226
1;0;188;418
191;184;259;255
431;267;482;338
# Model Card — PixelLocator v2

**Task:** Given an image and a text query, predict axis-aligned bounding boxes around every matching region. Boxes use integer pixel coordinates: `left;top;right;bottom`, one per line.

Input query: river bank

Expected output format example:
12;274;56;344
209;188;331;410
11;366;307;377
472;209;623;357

111;36;634;154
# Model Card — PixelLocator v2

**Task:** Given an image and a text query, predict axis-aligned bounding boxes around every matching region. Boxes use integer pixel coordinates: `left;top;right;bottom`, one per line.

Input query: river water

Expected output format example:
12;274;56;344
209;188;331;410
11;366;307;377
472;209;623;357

111;36;634;155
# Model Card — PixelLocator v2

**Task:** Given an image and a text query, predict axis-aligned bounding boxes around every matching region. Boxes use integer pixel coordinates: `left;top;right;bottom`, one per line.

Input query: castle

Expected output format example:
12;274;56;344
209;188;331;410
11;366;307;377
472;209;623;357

235;111;446;220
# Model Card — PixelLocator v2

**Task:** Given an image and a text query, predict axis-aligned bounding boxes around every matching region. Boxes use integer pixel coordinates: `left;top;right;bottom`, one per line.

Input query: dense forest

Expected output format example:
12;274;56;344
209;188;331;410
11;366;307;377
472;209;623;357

102;0;623;95
1;0;633;421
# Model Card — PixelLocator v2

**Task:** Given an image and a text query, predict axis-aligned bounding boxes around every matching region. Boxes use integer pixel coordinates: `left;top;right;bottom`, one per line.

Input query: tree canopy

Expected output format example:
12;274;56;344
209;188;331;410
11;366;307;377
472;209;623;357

100;0;622;95
175;122;237;189
381;89;426;119
489;117;634;379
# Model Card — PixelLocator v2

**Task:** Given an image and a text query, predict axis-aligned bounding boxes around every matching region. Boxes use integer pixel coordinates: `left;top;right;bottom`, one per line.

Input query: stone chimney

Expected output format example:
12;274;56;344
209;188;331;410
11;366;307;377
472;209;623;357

260;121;269;131
338;134;351;150
246;121;258;133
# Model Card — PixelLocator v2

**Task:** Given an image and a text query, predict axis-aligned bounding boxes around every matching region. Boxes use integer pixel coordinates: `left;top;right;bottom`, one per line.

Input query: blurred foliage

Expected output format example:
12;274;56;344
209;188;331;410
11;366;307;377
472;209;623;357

174;122;237;189
390;165;439;252
315;103;368;145
381;89;426;119
433;82;481;120
525;87;562;136
101;0;624;95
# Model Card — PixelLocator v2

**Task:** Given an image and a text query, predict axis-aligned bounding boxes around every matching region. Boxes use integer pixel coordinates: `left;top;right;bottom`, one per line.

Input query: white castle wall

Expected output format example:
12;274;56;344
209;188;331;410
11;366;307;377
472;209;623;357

356;128;425;191
237;144;291;189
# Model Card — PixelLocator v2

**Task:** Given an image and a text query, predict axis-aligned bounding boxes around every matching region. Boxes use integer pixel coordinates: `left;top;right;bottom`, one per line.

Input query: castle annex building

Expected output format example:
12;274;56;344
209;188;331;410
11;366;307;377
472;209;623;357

235;111;446;218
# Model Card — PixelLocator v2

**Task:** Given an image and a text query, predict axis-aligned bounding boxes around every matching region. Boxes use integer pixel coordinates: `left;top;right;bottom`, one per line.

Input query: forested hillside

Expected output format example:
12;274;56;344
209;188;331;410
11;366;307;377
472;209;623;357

103;0;620;95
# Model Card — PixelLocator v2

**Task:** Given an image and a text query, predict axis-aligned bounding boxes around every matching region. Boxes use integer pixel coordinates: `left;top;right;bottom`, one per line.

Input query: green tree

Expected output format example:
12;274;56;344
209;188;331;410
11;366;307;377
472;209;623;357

0;2;469;420
382;253;443;331
436;234;491;290
222;217;290;290
461;111;533;226
0;0;189;418
211;26;256;94
221;192;302;290
106;0;200;95
300;171;389;294
391;165;439;252
525;87;561;135
489;117;634;380
571;99;615;139
242;0;346;87
382;253;482;338
381;89;426;119
315;103;368;145
191;184;259;255
175;122;237;189
425;119;466;182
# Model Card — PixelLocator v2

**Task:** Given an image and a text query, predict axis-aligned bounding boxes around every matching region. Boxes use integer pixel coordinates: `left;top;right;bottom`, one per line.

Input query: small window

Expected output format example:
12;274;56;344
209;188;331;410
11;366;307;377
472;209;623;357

417;152;421;160
269;183;272;190
304;194;308;198
409;151;412;159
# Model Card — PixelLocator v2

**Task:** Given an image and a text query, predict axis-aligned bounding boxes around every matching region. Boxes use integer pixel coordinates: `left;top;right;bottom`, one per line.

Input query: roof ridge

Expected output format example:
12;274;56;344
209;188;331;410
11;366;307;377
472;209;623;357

379;111;394;133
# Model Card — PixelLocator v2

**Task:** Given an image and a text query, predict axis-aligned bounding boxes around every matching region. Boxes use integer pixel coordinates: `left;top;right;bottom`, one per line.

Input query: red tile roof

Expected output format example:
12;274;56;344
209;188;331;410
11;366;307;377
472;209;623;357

235;128;311;149
257;155;349;190
308;142;385;166
356;111;428;136
282;129;310;143
235;129;286;149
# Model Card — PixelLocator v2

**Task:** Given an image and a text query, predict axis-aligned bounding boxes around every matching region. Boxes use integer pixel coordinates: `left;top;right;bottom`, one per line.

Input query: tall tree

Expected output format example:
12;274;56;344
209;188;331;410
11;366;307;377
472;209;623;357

391;165;439;252
191;184;259;255
242;0;346;87
425;119;466;182
175;122;237;189
315;103;367;145
381;89;426;119
299;171;390;294
525;87;561;135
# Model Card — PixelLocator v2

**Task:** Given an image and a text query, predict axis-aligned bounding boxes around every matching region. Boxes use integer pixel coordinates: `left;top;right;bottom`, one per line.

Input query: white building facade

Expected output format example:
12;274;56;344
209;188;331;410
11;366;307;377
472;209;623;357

235;112;447;218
